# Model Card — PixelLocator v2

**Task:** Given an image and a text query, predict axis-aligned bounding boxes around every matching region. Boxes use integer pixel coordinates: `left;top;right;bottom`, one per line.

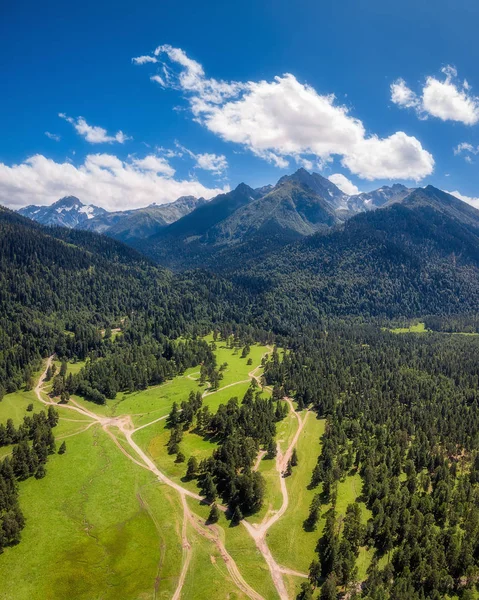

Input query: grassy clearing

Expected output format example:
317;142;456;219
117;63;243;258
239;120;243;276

186;497;280;600
268;415;325;574
55;418;96;439
203;381;251;412
65;360;87;375
210;340;269;387
0;445;13;460
0;339;276;598
134;417;219;496
247;454;283;525
0;426;184;600
71;339;271;423
0;388;38;424
132;342;272;496
181;519;247;600
390;322;427;334
276;403;299;454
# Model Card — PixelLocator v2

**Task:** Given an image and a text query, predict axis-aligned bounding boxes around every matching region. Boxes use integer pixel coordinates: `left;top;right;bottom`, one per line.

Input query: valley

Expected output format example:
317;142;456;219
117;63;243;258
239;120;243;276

2;168;479;599
0;339;318;600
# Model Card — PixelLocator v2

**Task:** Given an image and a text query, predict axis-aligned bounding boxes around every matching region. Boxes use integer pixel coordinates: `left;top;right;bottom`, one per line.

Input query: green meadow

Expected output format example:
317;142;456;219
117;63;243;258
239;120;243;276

0;339;280;599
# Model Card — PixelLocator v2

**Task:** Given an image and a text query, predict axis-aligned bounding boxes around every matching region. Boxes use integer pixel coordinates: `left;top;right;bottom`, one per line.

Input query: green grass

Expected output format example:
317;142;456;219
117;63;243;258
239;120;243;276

336;472;369;522
247;454;283;525
389;322;479;336
186;497;280;600
276;403;299;454
390;322;427;334
210;341;270;388
181;521;247;600
134;417;219;496
0;426;185;600
267;414;325;574
66;360;87;376
0;388;38;425
0;444;13;460
0;338;279;599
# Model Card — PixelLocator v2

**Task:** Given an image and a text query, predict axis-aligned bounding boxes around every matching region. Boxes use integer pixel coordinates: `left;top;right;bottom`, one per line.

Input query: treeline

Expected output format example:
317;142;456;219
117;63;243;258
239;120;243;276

424;314;479;334
0;406;59;552
50;338;215;404
0;207;280;398
263;326;479;599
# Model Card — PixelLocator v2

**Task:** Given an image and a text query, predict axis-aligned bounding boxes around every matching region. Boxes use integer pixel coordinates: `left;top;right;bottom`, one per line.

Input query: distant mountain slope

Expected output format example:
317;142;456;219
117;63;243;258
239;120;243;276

277;168;348;209
85;195;206;241
19;194;206;242
346;183;414;214
399;185;479;228
229;185;479;321
158;183;261;239
136;170;340;268
19;196;107;228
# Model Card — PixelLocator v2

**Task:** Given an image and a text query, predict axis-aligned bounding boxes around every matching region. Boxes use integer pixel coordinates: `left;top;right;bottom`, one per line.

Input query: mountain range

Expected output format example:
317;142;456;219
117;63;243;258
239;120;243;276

2;168;479;325
17;169;418;247
12;167;479;319
19;196;108;229
19;194;206;243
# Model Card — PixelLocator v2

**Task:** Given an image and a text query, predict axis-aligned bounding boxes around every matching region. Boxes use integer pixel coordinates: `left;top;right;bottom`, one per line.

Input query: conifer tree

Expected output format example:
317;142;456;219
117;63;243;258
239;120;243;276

186;456;199;479
291;447;298;466
208;503;220;524
231;505;243;525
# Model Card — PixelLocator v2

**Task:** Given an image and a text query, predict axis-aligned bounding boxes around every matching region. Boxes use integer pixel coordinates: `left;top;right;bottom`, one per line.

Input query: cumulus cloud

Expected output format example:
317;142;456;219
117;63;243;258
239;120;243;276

134;45;434;181
0;154;227;211
194;153;228;174
390;79;421;110
391;66;479;125
45;131;61;142
174;142;228;175
59;113;131;144
328;173;360;195
130;154;175;176
446;189;479;210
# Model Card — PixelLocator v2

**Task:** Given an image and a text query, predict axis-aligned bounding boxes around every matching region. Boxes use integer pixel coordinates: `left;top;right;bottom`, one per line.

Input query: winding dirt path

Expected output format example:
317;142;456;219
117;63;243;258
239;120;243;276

184;500;265;600
172;495;192;600
242;401;309;600
34;349;303;600
253;450;267;472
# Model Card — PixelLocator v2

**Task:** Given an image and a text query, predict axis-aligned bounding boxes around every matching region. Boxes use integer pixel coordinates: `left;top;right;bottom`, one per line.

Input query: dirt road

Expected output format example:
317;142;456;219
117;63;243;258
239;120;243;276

34;351;305;599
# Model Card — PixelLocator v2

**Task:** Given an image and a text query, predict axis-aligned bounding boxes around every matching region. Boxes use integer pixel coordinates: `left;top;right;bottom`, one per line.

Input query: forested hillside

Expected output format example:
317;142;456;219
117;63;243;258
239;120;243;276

263;324;479;599
224;190;479;322
0;206;246;394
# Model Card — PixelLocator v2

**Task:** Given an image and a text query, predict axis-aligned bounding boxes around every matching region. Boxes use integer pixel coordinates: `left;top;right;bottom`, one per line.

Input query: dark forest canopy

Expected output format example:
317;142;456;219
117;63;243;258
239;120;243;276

264;326;479;599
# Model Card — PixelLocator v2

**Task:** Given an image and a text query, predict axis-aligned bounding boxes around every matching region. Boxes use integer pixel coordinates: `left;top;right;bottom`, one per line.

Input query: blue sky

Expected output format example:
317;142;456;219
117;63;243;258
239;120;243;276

2;0;479;210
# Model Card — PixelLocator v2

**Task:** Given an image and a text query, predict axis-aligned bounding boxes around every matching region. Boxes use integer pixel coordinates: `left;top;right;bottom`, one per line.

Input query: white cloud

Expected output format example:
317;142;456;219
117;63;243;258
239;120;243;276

446;189;479;209
132;55;158;65
134;45;434;181
328;173;360;195
59;113;131;144
454;142;479;164
390;79;420;110
454;142;478;155
174;142;228;174
0;154;227;211
45;131;61;142
391;66;479;125
194;153;228;174
130;154;175;176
